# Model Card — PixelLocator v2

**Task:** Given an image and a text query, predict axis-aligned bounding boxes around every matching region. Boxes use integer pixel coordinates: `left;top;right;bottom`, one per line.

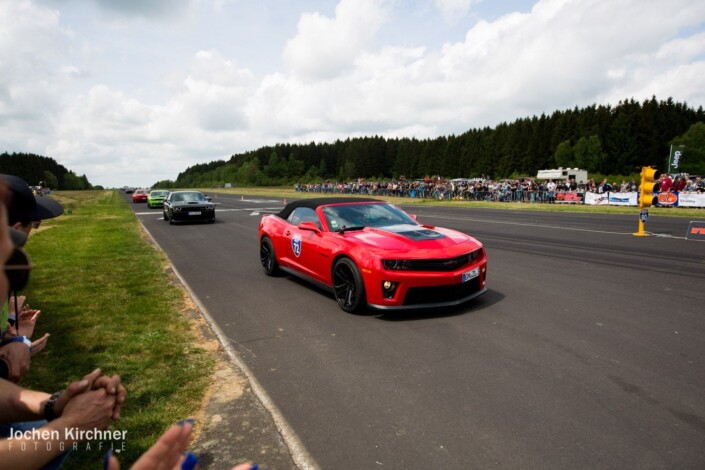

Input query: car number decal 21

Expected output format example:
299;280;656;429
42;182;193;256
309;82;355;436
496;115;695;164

291;234;302;257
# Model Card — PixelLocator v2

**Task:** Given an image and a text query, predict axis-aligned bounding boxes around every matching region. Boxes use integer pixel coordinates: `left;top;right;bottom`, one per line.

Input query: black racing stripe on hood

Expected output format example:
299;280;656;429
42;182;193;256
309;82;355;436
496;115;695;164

377;225;447;241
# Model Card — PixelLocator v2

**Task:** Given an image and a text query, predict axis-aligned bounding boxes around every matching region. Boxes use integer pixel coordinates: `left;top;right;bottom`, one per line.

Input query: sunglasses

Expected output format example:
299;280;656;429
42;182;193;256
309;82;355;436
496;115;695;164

4;247;33;292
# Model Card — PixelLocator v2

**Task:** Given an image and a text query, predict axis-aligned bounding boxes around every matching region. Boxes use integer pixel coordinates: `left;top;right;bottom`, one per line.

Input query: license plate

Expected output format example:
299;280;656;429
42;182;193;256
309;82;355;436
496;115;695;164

462;267;479;282
188;211;202;216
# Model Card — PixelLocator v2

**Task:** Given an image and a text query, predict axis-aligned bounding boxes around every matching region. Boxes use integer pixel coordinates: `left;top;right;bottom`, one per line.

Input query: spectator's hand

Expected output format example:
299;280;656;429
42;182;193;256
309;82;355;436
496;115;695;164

92;373;127;419
51;369;127;421
60;387;116;432
0;341;31;382
105;421;256;470
31;332;50;356
16;307;41;338
52;368;102;417
106;421;194;470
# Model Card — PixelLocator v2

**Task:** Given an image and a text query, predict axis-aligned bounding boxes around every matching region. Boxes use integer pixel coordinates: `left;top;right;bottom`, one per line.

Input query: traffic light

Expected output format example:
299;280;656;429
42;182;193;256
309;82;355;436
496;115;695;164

634;166;662;237
638;167;661;208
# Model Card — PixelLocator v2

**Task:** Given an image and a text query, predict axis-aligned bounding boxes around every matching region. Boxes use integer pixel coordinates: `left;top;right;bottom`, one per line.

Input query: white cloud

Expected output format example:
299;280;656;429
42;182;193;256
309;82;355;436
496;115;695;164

431;0;705;117
434;0;480;23
179;50;256;131
0;1;70;141
47;51;259;186
283;0;388;79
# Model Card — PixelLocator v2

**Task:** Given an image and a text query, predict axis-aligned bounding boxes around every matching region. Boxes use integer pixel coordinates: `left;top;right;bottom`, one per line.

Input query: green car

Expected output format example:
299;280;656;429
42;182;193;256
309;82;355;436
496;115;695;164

147;190;170;208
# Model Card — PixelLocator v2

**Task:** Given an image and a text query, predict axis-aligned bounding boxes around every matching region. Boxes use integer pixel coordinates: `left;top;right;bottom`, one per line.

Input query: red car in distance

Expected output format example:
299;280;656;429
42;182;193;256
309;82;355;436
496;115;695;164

132;189;148;203
258;198;487;313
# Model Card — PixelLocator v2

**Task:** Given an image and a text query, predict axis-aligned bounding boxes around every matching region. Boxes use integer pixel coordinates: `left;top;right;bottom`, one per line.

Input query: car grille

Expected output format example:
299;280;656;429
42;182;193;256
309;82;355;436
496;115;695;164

403;277;481;305
405;252;479;272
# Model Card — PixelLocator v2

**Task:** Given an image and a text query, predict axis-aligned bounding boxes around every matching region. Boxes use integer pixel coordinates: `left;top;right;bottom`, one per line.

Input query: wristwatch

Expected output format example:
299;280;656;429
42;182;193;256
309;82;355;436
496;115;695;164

44;390;63;421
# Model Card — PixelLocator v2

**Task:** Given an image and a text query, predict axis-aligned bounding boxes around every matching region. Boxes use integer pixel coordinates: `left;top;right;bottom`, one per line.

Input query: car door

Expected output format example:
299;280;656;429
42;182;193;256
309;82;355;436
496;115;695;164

280;207;326;281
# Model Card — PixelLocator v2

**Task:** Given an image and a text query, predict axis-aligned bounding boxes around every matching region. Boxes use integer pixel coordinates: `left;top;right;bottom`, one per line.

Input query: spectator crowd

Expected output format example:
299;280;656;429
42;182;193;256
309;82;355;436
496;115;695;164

295;174;705;204
0;174;254;469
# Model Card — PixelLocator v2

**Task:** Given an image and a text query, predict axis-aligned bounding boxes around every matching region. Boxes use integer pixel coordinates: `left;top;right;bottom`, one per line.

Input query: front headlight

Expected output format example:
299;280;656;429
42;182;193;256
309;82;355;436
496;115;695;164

203;205;215;211
382;259;413;270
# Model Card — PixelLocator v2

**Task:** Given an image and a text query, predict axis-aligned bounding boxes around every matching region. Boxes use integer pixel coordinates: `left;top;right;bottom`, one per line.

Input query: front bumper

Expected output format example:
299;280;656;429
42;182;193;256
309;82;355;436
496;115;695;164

171;208;215;222
365;261;487;310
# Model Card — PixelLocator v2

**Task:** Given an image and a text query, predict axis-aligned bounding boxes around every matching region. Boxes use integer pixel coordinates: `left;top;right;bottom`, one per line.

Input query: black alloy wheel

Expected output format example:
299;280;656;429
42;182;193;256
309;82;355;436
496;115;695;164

260;237;279;276
333;257;366;313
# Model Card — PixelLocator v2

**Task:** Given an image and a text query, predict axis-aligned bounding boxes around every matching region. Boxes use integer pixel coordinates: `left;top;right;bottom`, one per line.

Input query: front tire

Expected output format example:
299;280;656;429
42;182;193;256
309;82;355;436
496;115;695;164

260;237;279;276
333;258;366;313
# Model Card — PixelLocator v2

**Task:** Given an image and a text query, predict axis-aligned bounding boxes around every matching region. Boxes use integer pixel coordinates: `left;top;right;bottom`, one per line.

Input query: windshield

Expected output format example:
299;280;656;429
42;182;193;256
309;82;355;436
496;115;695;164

322;203;418;232
172;192;208;203
150;191;169;197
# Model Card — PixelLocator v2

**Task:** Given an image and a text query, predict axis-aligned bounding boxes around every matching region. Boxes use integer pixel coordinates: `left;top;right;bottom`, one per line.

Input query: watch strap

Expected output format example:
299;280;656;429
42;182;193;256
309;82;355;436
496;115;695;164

44;390;63;421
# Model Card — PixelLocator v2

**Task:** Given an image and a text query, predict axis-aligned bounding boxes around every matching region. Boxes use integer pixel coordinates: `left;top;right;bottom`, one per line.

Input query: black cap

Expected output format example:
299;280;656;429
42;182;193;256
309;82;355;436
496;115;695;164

1;174;64;225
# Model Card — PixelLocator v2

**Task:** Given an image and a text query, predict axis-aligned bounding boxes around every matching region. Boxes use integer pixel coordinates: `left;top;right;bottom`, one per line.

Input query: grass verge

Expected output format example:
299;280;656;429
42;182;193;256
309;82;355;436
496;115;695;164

21;190;214;468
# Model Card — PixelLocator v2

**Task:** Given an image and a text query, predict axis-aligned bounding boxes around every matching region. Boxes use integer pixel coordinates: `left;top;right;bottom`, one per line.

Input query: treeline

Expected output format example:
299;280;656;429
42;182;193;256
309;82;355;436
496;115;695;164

0;152;94;190
157;97;705;189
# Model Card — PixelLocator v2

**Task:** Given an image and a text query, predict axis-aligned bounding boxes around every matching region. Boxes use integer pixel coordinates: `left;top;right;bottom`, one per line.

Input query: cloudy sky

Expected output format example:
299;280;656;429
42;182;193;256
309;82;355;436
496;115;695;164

1;0;704;188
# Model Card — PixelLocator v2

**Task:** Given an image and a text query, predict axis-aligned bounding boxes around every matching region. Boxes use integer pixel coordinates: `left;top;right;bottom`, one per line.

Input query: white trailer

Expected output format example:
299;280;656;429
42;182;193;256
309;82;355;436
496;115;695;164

536;167;588;182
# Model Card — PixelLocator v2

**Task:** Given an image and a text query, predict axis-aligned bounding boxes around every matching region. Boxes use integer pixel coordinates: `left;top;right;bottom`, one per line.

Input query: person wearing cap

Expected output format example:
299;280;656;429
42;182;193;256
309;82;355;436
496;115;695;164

0;177;127;468
0;175;61;382
1;174;64;235
2;173;60;357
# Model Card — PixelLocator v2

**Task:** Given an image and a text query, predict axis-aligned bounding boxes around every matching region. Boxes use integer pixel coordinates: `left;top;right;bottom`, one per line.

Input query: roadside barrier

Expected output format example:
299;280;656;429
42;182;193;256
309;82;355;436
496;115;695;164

294;185;705;208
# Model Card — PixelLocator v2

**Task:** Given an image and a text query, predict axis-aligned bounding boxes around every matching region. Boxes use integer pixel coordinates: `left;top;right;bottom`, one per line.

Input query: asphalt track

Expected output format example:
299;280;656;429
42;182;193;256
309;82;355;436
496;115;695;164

131;194;705;470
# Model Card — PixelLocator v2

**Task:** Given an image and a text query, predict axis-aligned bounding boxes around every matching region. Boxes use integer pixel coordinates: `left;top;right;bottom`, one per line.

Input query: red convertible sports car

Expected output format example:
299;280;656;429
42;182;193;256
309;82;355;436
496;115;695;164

258;198;487;312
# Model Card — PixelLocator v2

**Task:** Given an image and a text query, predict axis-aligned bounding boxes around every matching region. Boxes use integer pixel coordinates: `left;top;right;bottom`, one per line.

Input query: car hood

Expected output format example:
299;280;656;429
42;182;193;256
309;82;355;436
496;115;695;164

341;224;481;256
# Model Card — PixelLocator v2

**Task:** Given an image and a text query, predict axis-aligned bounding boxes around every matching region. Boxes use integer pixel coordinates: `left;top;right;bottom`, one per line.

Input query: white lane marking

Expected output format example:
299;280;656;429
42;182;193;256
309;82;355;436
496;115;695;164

211;197;281;203
416;213;686;239
136;206;281;216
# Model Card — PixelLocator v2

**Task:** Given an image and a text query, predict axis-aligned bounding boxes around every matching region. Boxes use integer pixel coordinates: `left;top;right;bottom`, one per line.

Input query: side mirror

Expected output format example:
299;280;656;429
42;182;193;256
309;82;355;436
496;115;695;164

410;214;418;221
298;221;321;233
